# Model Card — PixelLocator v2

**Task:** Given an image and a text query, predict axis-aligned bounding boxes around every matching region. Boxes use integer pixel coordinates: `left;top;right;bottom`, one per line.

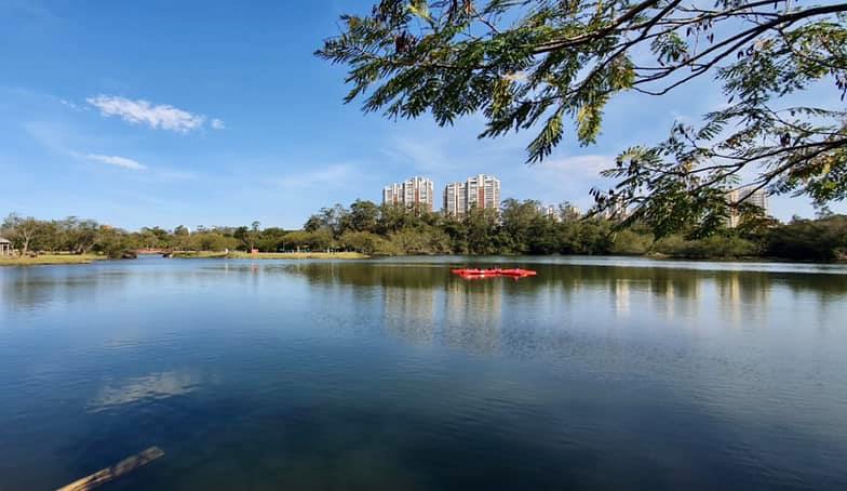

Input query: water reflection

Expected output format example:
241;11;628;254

613;279;630;316
273;259;847;352
89;371;199;413
1;258;846;490
444;279;503;354
383;285;437;345
0;267;129;312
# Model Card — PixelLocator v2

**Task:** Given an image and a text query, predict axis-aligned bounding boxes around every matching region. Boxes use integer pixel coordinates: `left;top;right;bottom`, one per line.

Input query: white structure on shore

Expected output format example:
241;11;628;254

0;237;11;256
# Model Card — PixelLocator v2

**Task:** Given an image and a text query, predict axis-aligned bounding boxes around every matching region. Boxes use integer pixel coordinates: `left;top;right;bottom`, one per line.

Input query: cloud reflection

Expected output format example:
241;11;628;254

88;371;198;412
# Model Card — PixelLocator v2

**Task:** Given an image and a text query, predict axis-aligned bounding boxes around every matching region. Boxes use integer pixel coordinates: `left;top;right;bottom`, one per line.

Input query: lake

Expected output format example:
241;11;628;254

1;256;846;490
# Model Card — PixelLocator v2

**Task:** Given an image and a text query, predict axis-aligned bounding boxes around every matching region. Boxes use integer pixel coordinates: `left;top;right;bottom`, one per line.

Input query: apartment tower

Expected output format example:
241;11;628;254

382;176;435;214
443;174;501;217
726;186;769;228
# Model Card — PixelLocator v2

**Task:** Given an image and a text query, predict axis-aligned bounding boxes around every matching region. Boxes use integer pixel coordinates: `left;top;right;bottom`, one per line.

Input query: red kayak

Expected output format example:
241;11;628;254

451;268;537;279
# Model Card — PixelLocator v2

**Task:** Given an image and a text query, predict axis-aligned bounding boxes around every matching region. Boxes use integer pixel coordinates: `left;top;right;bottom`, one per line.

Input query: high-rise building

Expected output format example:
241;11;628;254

383;183;403;206
561;203;582;221
745;188;768;210
443;182;468;217
443;174;501;217
467;174;501;211
404;176;435;214
602;196;629;220
383;177;435;214
726;186;768;227
537;204;560;221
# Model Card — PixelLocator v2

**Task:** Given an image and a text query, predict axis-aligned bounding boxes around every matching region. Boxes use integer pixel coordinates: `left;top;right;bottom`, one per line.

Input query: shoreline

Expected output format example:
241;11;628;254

0;254;105;267
2;251;844;267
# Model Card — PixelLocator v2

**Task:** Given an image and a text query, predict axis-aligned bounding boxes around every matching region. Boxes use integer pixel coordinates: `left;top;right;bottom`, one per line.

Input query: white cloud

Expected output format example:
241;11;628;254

210;118;225;130
85;153;147;171
59;98;86;111
22;122;150;172
86;95;216;133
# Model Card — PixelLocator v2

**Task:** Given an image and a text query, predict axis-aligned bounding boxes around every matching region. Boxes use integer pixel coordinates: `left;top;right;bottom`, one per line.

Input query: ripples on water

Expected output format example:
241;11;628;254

0;256;846;490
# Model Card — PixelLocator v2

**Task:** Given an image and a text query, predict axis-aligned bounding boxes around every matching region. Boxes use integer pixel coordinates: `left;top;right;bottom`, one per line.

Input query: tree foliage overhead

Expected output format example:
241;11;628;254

317;0;847;234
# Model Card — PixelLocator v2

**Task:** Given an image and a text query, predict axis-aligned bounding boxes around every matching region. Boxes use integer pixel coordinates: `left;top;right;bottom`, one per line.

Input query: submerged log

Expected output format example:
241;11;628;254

57;446;164;491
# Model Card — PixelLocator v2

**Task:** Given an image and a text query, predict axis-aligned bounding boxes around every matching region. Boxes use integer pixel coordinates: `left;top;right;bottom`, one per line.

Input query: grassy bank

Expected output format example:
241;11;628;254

0;254;104;266
172;251;368;260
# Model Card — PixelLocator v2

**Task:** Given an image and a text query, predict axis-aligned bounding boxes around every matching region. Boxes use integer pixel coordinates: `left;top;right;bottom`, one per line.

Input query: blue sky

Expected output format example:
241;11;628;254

0;0;842;230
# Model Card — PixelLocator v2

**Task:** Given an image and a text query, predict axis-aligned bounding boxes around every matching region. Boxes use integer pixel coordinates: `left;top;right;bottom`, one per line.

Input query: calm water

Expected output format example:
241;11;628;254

1;256;846;490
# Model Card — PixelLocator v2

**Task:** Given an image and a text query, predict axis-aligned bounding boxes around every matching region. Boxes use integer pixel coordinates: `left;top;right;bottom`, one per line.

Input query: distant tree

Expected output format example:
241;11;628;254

609;229;653;255
138;227;170;249
34;220;60;253
282;231;311;251
559;202;582;222
303;215;324;233
319;0;847;235
239;221;261;251
464;207;501;254
304;206;349;237
2;213;40;254
94;227;132;259
172;225;191;250
256;227;287;252
349;200;380;232
765;214;847;261
189;231;238;252
570;218;615;255
233;226;251;251
70;219;100;254
327;205;350;237
341;230;398;254
440;215;468;253
389;229;430;254
528;215;560;254
500;199;542;253
376;203;410;234
417;210;444;228
308;229;336;251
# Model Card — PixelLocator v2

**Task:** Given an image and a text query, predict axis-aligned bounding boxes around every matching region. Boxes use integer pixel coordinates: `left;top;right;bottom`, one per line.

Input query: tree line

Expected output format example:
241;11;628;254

2;202;846;261
297;200;847;261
